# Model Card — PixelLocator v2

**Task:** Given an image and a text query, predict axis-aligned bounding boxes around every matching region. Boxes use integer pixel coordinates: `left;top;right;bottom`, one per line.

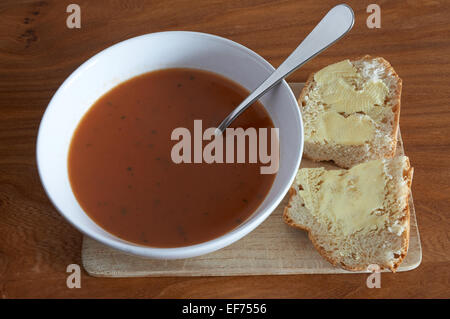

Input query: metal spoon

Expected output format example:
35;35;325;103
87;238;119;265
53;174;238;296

215;4;354;135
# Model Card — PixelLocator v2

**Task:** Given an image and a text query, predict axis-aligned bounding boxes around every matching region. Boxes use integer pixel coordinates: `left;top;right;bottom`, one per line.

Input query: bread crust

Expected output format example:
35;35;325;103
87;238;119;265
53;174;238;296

299;55;403;168
283;158;413;272
359;55;403;160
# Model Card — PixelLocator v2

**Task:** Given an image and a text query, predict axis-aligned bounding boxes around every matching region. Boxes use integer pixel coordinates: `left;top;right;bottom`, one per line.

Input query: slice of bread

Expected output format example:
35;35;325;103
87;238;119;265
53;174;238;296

283;156;413;272
299;55;402;168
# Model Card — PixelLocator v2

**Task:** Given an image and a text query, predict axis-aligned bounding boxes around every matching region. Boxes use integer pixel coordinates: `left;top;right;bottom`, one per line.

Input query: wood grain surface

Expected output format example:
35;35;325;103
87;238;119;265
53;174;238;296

0;0;449;298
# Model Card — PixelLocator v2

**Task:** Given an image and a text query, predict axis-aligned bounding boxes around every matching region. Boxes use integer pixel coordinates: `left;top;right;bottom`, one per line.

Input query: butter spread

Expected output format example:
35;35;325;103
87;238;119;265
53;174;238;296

315;112;375;145
297;160;389;236
313;60;389;114
306;60;390;145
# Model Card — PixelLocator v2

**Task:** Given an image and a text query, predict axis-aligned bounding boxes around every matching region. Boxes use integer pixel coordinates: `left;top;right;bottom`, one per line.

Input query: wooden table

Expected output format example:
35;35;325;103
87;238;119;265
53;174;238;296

1;0;449;298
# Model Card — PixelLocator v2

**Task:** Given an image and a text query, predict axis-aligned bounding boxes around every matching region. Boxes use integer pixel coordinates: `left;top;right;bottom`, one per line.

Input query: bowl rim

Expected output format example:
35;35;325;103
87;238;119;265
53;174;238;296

36;31;304;259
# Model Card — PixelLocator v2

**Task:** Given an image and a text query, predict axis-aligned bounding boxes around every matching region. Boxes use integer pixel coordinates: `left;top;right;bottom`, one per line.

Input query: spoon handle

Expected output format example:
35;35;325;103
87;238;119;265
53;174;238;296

216;4;355;134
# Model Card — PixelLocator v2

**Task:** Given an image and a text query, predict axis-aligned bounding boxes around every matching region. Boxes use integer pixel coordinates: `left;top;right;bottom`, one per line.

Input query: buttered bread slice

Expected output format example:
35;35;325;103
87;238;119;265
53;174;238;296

300;56;402;168
283;156;413;272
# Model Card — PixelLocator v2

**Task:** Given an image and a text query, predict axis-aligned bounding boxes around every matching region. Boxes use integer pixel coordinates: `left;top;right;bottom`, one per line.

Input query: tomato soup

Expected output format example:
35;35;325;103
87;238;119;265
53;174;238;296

68;68;276;247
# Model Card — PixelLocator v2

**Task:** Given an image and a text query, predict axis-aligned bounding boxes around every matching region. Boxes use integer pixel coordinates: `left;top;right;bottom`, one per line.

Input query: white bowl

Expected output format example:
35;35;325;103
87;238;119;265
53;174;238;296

36;31;303;259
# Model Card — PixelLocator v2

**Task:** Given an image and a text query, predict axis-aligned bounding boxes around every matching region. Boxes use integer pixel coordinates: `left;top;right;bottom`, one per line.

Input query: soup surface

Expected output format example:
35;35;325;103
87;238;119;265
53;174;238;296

68;68;276;247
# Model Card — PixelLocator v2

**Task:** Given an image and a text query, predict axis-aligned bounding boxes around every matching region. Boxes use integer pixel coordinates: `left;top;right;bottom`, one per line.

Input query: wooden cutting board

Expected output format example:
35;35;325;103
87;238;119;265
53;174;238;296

81;83;422;277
